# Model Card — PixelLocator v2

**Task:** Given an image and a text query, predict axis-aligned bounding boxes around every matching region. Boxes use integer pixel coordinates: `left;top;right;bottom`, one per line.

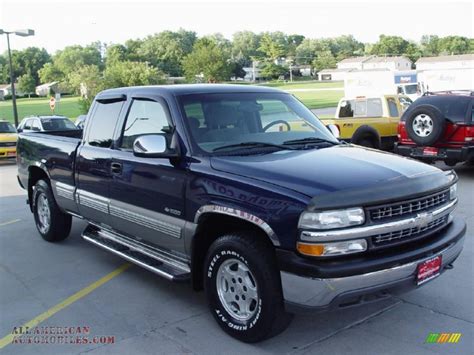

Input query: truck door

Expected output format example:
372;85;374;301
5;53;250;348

76;96;126;228
107;96;187;255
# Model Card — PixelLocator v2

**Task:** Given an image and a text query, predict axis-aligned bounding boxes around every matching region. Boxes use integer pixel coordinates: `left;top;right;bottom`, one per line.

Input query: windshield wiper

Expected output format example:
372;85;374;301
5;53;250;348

213;141;297;152
283;137;340;146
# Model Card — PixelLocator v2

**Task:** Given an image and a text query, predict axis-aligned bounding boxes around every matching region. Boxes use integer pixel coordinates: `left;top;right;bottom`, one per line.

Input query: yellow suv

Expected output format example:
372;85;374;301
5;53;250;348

0;120;18;159
321;95;411;150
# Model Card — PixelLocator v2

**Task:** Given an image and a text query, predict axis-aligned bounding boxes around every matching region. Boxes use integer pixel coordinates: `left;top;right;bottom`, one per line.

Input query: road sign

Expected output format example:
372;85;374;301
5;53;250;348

49;97;56;111
55;93;61;102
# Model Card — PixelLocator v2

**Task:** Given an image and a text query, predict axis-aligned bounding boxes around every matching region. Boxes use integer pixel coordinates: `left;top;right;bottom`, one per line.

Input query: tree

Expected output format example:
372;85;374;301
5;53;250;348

2;47;51;85
137;29;197;76
370;35;410;56
420;35;440;56
437;36;471;55
38;62;65;83
286;34;305;58
258;33;286;62
18;72;36;96
105;44;128;65
53;43;103;75
103;61;166;88
260;63;287;80
312;51;337;71
229;58;246;79
295;39;329;65
183;38;232;82
331;35;364;60
67;65;104;113
0;55;8;83
38;43;103;91
405;42;423;63
231;31;262;66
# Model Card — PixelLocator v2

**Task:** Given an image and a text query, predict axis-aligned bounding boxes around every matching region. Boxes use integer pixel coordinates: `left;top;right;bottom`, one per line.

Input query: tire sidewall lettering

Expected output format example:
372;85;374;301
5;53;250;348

208;249;262;332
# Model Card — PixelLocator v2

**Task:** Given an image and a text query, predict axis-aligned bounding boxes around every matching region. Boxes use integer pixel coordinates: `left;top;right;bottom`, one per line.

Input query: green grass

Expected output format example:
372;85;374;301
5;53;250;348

291;90;343;109
262;81;343;109
0;96;82;124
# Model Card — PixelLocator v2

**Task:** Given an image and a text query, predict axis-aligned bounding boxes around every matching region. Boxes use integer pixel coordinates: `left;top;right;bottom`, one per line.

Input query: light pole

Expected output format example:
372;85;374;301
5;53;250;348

0;29;35;127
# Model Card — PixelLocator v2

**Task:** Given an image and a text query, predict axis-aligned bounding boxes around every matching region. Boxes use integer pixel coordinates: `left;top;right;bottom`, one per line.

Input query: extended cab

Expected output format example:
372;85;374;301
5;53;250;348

17;85;465;342
321;95;411;150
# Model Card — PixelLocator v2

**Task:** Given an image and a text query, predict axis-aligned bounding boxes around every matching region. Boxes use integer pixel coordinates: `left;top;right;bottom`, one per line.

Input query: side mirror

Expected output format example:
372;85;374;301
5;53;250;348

133;134;178;158
17;128;23;133
326;124;340;139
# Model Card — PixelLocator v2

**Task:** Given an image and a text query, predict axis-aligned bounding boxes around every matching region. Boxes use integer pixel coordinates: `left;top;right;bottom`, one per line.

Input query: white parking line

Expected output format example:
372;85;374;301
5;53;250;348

0;219;21;227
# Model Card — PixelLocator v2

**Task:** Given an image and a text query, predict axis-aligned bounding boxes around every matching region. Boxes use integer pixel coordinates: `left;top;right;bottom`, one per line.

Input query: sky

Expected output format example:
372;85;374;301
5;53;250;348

0;0;473;53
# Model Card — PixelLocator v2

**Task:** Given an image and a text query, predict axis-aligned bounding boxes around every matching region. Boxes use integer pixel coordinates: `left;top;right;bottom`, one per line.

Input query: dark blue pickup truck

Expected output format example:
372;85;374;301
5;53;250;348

17;85;466;342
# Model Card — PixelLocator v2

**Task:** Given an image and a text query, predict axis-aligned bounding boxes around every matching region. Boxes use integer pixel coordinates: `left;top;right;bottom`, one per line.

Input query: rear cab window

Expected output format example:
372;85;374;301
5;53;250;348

339;98;383;118
86;100;124;147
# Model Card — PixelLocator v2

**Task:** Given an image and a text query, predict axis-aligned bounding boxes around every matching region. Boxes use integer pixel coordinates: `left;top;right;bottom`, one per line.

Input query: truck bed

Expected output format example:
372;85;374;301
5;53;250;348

17;130;83;201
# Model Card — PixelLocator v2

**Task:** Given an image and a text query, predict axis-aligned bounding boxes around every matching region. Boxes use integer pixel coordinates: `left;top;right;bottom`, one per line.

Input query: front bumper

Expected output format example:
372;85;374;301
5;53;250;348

281;216;466;313
395;143;474;163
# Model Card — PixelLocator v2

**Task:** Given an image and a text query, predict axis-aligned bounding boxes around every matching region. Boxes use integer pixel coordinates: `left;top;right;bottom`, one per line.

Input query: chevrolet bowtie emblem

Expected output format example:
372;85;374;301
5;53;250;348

415;212;434;228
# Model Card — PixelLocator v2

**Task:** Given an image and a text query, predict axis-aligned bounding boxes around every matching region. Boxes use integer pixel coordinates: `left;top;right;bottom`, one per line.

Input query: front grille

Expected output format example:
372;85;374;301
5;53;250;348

373;216;448;245
0;142;16;147
369;190;448;222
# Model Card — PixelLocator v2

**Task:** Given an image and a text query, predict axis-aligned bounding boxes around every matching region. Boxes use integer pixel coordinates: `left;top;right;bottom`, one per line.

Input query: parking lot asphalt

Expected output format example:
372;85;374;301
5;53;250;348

0;159;472;355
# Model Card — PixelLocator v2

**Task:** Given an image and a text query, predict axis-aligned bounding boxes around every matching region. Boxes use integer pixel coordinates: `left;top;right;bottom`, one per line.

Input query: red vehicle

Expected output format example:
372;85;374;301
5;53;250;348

395;91;474;166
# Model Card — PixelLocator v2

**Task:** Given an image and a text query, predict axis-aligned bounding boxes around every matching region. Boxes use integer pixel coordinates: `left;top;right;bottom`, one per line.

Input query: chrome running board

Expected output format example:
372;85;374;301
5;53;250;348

82;225;190;282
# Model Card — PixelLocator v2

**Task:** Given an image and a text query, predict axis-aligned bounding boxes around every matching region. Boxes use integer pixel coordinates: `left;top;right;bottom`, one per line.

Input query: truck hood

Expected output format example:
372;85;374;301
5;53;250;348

0;133;18;142
210;146;453;207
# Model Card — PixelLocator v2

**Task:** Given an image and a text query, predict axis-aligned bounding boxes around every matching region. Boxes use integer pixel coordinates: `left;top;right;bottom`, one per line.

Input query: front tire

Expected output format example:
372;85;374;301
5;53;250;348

204;233;291;342
32;179;72;242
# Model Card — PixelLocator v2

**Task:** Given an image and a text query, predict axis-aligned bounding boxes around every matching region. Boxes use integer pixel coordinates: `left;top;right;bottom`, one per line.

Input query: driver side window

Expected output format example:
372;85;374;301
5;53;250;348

120;99;170;150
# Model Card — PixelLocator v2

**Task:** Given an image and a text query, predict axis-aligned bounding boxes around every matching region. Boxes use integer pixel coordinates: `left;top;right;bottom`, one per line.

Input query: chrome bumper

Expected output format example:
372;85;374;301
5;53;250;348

281;234;464;311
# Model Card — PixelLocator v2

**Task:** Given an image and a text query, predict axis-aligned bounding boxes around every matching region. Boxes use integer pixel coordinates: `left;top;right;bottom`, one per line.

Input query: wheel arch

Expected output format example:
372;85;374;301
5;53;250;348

190;207;279;291
27;165;50;211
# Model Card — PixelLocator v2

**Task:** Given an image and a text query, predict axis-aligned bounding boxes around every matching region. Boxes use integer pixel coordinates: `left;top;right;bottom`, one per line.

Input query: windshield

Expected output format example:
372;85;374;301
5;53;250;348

41;118;77;131
178;92;338;154
403;84;418;95
0;122;16;133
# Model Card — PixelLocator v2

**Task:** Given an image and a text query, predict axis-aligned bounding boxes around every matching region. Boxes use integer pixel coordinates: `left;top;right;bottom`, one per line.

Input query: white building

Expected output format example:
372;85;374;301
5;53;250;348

35;82;58;97
242;67;262;81
0;83;24;98
318;68;354;81
336;56;374;70
415;54;474;71
363;56;412;70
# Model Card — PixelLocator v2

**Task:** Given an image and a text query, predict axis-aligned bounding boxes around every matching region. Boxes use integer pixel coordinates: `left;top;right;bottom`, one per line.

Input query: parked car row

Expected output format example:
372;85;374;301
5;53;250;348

319;90;473;166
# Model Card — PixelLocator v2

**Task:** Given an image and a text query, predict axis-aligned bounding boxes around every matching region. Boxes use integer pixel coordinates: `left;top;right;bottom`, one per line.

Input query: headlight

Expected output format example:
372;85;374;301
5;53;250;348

297;239;367;257
449;183;457;201
298;207;365;230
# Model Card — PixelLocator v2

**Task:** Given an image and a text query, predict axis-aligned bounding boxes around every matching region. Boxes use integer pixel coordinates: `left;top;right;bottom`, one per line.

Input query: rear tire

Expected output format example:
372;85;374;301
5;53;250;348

32;179;72;242
204;232;291;342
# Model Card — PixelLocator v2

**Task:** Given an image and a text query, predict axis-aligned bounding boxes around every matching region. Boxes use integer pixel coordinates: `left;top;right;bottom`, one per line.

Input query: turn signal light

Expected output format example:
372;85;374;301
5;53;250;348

297;243;325;256
297;239;367;257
